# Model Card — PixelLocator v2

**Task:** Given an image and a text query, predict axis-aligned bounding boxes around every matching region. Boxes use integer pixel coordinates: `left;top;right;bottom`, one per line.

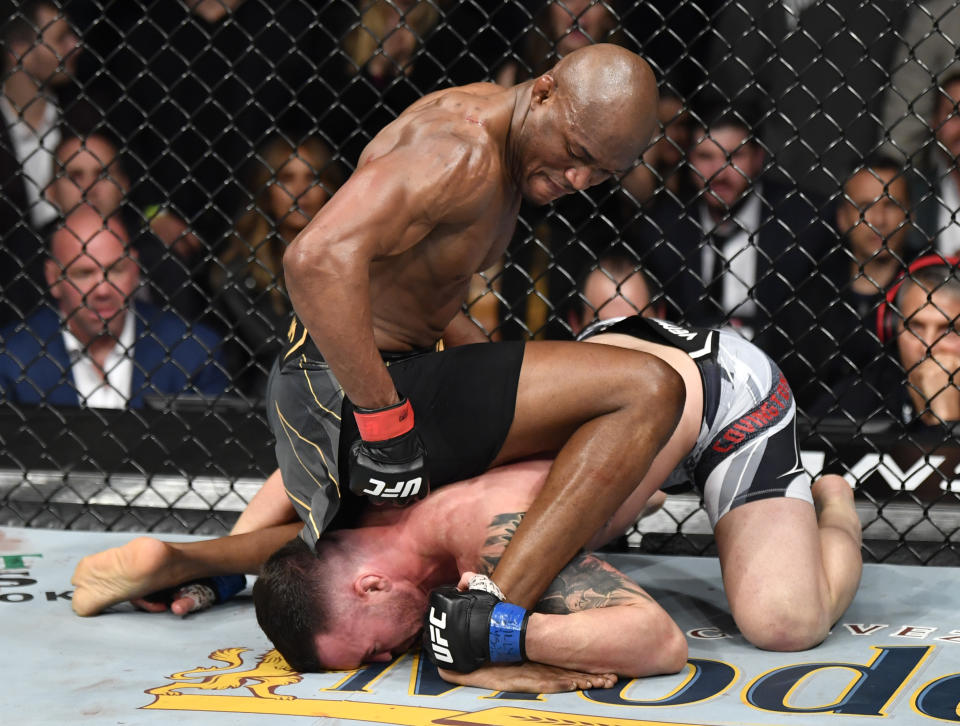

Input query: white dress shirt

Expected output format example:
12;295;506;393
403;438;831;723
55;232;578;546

61;311;136;409
0;95;60;230
935;171;960;258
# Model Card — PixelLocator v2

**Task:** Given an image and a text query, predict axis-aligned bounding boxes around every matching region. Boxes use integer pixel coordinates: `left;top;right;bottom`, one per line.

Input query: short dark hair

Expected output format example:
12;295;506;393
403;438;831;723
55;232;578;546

253;536;336;673
851;154;905;179
845;154;911;202
693;105;759;144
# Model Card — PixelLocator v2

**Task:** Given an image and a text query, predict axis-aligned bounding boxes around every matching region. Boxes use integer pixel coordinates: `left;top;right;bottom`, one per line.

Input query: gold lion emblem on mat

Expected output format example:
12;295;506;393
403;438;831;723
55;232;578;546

147;647;302;700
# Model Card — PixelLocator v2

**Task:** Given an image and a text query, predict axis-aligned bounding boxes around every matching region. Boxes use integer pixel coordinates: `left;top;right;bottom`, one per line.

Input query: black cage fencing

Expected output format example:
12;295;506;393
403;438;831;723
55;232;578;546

0;0;959;564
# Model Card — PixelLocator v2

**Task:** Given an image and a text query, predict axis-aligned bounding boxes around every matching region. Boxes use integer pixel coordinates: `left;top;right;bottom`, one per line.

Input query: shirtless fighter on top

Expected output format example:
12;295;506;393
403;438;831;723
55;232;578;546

254;42;686;666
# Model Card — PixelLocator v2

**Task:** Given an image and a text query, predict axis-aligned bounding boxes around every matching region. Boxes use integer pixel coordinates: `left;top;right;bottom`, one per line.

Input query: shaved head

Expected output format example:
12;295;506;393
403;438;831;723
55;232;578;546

551;44;658;163
514;43;658;204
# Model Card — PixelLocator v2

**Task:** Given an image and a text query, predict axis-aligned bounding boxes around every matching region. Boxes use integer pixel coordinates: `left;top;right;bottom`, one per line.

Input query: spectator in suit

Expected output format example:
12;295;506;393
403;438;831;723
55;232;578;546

911;71;960;259
789;157;913;410
209;135;344;397
631;112;835;394
702;0;907;194
0;206;228;408
566;252;665;336
44;131;204;322
619;88;694;210
0;0;81;326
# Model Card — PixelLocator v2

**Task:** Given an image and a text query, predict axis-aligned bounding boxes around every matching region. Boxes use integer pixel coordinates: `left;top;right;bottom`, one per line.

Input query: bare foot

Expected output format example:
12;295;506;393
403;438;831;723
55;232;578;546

812;474;856;518
71;537;180;616
813;473;863;543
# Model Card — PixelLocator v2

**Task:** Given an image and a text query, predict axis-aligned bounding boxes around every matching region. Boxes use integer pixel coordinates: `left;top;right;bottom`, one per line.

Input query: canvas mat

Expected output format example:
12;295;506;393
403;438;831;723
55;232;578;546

1;526;958;726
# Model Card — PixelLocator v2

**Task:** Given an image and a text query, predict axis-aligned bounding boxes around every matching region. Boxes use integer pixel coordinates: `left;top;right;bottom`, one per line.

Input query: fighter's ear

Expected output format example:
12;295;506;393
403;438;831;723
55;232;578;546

355;573;390;598
531;73;557;104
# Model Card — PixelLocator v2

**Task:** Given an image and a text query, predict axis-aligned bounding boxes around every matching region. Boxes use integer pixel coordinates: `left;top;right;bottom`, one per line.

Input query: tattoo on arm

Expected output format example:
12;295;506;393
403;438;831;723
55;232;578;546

475;510;651;614
477;512;523;575
536;553;653;614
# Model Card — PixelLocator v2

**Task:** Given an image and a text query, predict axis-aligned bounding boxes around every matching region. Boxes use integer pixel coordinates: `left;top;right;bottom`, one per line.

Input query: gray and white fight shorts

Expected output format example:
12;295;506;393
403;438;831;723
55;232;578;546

581;316;814;528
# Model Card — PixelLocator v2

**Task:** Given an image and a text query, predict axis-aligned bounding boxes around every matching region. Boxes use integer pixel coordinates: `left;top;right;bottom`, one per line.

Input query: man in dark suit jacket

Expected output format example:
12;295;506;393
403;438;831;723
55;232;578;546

0;206;227;408
703;0;907;195
629;112;836;403
44;130;206;323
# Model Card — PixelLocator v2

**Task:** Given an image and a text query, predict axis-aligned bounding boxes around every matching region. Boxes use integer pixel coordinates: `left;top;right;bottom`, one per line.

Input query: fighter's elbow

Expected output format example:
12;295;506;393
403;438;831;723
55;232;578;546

621;612;688;678
282;239;312;287
283;238;349;298
658;624;690;674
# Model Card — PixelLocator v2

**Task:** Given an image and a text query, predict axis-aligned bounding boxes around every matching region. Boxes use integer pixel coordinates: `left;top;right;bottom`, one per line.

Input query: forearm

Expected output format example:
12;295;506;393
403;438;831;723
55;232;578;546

284;233;397;409
230;468;298;535
437;662;617;694
167;524;302;581
524;606;687;677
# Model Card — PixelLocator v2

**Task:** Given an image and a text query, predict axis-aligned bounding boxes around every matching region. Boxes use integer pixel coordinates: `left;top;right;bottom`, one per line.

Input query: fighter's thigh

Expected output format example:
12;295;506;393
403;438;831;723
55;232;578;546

714;497;829;645
492;340;679;464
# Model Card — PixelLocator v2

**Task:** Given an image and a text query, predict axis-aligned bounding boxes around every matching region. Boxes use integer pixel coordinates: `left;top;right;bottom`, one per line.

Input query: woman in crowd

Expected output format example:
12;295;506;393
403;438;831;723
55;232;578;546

211;135;344;397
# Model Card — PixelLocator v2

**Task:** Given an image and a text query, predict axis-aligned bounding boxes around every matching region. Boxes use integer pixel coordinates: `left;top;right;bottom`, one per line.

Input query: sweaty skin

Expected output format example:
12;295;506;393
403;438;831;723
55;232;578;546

282;43;669;612
283;44;658;409
71;460;684;693
72;326;862;662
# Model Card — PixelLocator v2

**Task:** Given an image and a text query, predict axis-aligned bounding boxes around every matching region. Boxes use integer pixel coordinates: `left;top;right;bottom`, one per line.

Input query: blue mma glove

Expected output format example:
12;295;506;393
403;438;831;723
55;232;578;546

423;585;529;673
207;574;248;603
349;396;430;506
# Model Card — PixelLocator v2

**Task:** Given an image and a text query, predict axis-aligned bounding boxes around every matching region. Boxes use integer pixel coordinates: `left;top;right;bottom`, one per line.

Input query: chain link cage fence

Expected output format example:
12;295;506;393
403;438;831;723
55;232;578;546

0;0;958;565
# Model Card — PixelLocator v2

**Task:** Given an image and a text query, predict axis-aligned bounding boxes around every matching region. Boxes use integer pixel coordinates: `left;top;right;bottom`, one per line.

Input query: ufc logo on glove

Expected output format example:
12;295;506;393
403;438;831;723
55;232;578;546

422;585;530;673
427;607;453;664
361;477;423;499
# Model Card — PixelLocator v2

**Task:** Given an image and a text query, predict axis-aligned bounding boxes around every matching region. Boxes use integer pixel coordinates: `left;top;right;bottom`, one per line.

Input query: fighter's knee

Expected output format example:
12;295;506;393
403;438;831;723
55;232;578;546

628;355;685;428
737;609;830;652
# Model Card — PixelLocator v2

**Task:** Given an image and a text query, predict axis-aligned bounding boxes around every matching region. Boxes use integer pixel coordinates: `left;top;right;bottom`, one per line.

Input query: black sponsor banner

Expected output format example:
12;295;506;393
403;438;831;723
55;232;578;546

800;418;960;503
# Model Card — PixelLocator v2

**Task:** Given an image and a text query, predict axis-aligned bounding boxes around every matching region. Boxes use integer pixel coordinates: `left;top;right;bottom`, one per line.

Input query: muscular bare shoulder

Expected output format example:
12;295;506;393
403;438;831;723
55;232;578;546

357;84;514;219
